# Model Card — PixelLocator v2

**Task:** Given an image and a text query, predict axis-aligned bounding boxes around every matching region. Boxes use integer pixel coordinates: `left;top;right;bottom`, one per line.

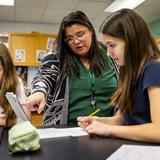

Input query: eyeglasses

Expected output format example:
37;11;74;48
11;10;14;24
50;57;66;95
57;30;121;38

64;31;87;44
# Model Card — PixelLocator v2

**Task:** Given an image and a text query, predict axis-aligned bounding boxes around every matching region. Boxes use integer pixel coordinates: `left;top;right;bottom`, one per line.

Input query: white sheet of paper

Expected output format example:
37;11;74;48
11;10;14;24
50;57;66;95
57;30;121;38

62;127;88;137
37;127;88;139
107;145;160;160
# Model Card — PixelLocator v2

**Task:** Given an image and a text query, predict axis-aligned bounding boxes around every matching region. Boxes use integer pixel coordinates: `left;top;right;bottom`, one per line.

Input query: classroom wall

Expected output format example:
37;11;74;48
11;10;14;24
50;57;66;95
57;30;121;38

0;22;59;34
149;18;160;40
0;21;100;34
0;21;100;36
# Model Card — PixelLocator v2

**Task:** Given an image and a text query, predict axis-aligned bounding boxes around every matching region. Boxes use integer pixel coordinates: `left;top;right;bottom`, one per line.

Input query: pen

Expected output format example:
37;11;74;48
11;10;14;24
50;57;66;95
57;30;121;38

88;108;100;117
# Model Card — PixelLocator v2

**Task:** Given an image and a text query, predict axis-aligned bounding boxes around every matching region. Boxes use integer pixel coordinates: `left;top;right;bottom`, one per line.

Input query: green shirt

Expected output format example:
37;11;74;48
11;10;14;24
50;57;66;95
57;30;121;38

68;54;118;125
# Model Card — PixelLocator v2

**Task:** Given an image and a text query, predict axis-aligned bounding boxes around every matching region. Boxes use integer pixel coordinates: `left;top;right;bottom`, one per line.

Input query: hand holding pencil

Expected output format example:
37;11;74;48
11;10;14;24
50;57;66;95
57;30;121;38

88;108;100;117
77;108;100;127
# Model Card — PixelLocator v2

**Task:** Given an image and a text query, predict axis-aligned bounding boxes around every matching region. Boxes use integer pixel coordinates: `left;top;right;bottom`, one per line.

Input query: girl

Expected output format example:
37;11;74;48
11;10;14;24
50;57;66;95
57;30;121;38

78;9;160;143
0;42;27;126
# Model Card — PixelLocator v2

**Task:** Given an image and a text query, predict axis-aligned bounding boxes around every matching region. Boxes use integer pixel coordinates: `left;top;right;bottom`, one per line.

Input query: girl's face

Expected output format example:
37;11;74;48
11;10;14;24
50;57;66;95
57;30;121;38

0;64;4;83
101;34;125;66
65;24;92;58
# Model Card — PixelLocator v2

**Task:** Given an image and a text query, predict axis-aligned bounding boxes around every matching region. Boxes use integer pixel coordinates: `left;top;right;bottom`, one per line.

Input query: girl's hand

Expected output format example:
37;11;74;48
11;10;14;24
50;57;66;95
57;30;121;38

84;121;111;137
77;116;99;128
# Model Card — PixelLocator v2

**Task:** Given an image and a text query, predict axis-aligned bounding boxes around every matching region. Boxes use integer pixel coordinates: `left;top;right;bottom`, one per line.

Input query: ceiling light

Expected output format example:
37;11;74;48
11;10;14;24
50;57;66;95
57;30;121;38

0;0;14;6
104;0;146;12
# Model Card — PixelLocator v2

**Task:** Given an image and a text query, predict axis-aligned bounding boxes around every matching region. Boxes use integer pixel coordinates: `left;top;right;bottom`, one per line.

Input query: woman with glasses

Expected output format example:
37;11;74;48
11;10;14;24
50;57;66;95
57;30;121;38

24;11;118;126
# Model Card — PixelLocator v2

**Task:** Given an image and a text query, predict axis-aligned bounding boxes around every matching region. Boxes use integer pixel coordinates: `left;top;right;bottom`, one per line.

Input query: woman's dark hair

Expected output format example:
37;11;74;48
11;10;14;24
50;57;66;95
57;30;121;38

99;8;160;114
56;10;105;77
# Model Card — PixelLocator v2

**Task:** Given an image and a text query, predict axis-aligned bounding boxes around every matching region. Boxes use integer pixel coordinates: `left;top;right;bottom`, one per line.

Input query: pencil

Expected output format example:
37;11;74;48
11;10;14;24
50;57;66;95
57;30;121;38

88;108;100;117
79;109;100;125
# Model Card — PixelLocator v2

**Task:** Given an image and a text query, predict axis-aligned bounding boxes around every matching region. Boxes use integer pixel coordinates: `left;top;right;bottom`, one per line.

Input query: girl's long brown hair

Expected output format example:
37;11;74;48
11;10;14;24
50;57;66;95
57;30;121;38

0;42;18;125
100;9;160;114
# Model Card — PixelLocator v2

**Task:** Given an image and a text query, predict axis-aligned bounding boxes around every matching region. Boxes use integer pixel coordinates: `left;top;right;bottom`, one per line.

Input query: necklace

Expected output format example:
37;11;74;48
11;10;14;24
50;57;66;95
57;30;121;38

88;70;96;109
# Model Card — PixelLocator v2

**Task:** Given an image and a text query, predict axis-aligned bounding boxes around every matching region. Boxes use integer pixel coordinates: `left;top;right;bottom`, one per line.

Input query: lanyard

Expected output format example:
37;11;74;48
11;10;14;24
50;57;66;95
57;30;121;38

88;70;96;108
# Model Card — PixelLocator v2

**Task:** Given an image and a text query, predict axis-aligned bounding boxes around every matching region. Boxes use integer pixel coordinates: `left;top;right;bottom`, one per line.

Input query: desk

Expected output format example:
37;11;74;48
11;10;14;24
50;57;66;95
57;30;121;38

0;128;159;160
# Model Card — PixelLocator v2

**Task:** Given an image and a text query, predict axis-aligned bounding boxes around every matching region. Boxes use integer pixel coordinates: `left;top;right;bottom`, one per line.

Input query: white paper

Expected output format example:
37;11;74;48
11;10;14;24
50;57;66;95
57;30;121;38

62;127;88;137
107;145;160;160
37;127;88;139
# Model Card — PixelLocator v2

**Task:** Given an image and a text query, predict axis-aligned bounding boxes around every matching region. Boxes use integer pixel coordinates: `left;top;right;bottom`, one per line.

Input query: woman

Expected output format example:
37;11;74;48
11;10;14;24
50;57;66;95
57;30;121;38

0;42;27;126
78;9;160;143
24;11;118;126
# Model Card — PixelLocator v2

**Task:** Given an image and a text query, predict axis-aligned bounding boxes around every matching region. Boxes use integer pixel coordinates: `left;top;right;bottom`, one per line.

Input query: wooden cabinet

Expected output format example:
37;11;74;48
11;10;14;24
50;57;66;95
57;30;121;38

8;32;56;66
31;112;43;127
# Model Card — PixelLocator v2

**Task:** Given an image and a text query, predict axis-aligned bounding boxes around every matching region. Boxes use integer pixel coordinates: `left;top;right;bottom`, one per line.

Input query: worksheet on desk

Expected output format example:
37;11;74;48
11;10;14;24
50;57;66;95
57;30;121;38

37;127;88;139
106;145;160;160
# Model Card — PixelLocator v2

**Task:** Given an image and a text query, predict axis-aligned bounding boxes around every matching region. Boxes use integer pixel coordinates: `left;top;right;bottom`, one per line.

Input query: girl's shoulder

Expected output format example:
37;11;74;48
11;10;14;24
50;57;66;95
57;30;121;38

145;59;160;70
142;60;160;87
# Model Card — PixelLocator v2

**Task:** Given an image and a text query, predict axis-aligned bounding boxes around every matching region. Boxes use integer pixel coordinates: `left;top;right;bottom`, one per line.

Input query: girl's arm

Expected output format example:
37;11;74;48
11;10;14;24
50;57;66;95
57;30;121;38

83;86;160;143
77;112;123;127
97;113;123;125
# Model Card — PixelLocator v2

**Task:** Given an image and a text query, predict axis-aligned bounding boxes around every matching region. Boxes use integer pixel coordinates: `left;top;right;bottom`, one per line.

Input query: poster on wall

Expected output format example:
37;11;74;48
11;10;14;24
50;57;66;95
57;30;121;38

36;50;46;62
46;37;55;50
15;49;26;62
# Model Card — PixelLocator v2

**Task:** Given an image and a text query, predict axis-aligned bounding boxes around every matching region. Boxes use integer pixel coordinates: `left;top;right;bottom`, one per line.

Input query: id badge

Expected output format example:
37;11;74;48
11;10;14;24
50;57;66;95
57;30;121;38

90;98;96;108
